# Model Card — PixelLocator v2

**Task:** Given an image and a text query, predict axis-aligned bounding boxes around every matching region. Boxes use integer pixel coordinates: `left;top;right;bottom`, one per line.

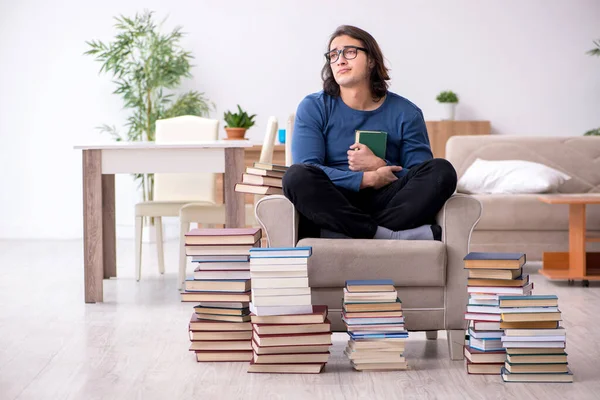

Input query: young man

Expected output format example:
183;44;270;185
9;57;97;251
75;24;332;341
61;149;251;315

282;25;457;241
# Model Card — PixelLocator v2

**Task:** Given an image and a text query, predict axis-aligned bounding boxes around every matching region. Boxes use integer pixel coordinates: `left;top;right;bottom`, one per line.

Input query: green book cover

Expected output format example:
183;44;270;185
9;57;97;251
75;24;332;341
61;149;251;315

355;130;387;159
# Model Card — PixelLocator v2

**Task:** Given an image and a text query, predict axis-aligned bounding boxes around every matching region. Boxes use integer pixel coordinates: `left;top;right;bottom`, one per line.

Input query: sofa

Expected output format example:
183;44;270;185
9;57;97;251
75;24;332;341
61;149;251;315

446;136;600;260
255;193;482;360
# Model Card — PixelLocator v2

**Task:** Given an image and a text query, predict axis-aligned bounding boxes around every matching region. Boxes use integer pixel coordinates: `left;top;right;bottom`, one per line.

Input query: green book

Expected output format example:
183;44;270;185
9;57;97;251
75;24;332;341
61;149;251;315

355;130;387;159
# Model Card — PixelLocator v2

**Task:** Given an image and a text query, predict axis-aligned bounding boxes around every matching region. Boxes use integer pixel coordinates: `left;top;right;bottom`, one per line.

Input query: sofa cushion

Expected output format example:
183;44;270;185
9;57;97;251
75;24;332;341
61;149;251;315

296;238;446;287
472;194;600;230
457;158;571;194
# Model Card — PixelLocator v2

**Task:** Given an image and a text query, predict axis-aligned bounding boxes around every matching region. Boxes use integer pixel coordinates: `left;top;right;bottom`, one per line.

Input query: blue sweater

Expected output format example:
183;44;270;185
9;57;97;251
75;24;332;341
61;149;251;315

292;91;433;192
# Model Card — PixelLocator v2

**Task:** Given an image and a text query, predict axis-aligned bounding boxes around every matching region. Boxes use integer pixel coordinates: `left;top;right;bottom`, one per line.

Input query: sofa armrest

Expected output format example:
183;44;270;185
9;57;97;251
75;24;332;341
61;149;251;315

255;195;298;247
436;194;482;330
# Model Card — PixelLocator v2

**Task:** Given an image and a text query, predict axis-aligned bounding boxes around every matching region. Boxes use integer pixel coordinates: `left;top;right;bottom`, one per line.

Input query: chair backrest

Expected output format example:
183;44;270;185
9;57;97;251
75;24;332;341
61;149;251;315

154;116;219;202
259;116;278;164
285;113;295;166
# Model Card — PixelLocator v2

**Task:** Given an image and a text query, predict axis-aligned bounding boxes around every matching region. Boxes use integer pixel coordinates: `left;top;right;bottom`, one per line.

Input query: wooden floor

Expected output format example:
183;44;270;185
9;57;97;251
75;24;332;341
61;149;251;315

1;239;599;400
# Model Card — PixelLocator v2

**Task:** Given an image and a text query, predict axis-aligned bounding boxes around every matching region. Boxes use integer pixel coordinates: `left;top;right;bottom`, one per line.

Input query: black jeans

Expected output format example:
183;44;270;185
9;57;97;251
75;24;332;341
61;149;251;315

282;159;457;239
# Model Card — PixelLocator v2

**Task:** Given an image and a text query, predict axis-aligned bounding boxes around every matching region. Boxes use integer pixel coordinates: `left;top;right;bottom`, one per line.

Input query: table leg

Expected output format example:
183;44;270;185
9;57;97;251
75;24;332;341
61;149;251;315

102;174;116;279
568;203;586;278
224;148;246;228
83;150;104;303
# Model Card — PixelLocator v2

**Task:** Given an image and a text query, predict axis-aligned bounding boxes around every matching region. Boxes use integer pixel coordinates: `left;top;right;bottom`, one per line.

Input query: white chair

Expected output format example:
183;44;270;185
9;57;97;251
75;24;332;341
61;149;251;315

178;116;279;288
135;115;220;281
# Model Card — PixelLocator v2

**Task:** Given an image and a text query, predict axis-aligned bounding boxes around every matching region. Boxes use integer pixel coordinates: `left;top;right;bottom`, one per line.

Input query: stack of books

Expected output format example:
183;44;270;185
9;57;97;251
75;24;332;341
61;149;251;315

500;295;573;383
234;162;287;196
342;280;407;371
463;252;531;375
181;228;262;362
247;246;333;374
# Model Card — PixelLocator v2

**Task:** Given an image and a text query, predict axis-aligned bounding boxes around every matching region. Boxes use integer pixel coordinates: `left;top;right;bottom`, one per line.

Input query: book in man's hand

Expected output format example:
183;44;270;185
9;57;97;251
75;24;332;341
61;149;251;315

355;130;387;159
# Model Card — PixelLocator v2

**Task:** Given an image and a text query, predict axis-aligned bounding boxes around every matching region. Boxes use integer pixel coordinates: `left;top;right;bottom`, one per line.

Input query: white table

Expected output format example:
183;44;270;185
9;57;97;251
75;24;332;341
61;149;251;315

74;141;254;303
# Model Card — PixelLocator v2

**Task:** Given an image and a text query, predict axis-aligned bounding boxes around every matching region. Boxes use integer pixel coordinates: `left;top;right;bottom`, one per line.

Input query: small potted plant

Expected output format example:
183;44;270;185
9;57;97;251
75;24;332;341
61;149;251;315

436;90;459;121
223;105;256;140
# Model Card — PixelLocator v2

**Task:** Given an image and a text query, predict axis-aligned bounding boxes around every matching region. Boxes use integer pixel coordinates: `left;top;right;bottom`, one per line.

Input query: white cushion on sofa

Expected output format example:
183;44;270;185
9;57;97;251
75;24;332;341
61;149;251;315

457;158;571;194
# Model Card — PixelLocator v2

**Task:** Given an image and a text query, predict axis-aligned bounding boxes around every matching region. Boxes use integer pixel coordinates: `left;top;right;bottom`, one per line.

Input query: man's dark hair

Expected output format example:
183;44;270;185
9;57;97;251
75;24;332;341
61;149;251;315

321;25;390;100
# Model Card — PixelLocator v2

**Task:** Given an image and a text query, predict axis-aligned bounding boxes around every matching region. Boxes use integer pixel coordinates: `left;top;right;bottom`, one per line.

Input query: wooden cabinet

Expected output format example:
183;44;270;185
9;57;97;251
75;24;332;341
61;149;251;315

426;121;491;159
215;144;286;204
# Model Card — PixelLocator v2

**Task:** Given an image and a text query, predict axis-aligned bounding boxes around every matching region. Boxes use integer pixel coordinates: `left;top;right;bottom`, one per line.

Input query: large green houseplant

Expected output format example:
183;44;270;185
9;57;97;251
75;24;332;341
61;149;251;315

85;10;213;201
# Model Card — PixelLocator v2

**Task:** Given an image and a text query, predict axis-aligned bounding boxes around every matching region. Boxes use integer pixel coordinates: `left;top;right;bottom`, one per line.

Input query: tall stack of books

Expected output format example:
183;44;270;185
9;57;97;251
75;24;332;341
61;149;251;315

234;162;287;196
500;295;573;383
463;252;531;375
247;246;333;374
342;280;407;371
181;228;262;362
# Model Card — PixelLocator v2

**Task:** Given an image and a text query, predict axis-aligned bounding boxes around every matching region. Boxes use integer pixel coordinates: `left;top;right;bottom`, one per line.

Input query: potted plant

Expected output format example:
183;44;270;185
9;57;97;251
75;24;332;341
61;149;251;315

436;90;459;121
223;105;256;140
84;10;213;202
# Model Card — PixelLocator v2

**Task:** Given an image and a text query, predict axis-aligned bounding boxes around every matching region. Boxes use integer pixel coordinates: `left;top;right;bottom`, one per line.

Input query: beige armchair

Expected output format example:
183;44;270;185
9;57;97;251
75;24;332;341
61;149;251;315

254;193;482;360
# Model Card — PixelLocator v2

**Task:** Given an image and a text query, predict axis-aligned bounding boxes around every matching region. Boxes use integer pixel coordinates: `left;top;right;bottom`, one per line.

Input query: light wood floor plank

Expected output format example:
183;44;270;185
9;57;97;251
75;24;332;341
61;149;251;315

0;239;599;400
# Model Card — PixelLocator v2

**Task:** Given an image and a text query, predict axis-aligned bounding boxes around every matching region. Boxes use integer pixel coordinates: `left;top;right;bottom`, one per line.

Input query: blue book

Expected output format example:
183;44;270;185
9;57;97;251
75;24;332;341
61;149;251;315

464;252;526;261
249;246;312;258
349;332;409;339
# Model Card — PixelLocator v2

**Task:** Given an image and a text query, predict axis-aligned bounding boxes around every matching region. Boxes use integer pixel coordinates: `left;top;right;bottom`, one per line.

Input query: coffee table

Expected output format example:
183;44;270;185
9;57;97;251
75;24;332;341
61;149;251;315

538;194;600;286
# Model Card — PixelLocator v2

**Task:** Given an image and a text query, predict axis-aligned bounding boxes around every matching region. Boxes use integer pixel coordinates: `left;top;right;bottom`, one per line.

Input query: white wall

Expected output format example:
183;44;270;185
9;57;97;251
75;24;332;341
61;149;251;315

1;0;599;239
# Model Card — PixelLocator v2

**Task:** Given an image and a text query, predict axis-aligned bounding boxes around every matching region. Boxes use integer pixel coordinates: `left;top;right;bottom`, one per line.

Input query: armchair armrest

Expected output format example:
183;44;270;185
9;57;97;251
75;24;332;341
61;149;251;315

255;195;298;247
437;194;482;330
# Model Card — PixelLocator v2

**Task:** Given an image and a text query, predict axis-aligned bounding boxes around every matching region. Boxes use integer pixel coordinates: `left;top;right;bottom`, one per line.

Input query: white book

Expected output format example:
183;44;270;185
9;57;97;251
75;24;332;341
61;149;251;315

472;321;502;331
468;298;500;306
249;303;313;316
252;287;311;296
468;282;534;295
193;270;251;280
502;341;565;348
249;247;311;258
467;305;502;314
248;257;309;266
194;261;250;271
251;277;309;289
251;294;312;306
464;313;501;322
250;270;308;278
249;263;308;272
468;328;504;339
501;335;566;342
469;292;532;300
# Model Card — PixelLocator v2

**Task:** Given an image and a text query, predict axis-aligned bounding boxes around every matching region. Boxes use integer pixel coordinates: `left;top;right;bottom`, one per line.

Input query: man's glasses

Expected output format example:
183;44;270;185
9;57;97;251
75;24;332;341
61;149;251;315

325;46;368;64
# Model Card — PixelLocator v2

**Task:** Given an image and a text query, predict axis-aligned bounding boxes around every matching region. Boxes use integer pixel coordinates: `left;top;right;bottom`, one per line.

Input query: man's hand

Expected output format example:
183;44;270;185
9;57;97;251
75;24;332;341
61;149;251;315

361;165;403;189
348;143;386;172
